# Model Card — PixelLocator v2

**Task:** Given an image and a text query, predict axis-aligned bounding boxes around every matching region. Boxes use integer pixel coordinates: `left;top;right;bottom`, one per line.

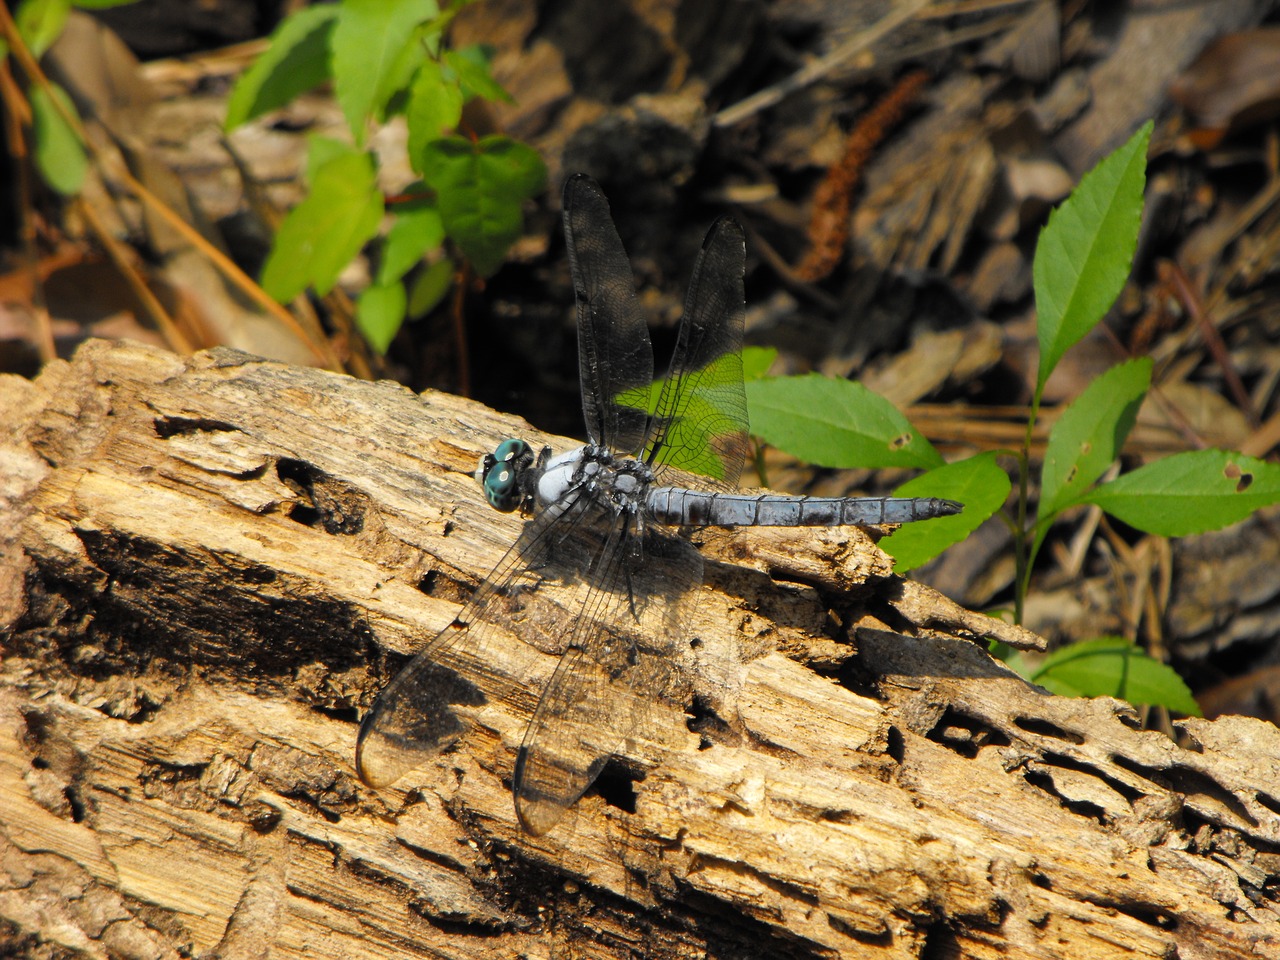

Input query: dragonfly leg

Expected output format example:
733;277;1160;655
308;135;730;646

620;511;647;624
516;445;551;516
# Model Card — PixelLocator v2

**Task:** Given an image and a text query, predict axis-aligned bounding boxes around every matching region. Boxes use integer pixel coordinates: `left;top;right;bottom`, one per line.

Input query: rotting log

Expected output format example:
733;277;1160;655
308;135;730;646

1;339;1277;959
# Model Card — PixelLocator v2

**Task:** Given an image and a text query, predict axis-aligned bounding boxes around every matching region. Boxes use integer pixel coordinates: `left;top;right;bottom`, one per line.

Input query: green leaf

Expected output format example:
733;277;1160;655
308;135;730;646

1039;357;1151;520
406;59;465;173
304;136;359;183
420;135;546;276
741;346;777;382
17;0;71;58
224;4;336;130
357;280;407;353
374;26;431;120
1033;121;1151;392
1084;449;1280;537
745;374;943;470
613;352;747;481
331;0;438;145
664;354;748;481
406;258;454;318
30;84;86;196
444;45;513;103
881;451;1010;571
1030;637;1200;715
377;193;444;284
261;151;384;301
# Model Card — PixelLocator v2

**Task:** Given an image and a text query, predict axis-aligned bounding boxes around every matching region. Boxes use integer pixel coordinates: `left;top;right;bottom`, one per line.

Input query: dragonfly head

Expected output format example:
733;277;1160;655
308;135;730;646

477;438;533;512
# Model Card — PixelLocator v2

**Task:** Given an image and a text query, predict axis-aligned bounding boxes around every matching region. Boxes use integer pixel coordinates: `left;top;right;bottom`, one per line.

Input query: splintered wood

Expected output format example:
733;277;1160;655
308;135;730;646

2;340;1278;959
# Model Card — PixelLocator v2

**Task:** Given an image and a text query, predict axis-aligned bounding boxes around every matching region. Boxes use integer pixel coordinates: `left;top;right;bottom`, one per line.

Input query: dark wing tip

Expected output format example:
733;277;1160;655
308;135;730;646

562;172;603;210
702;214;745;251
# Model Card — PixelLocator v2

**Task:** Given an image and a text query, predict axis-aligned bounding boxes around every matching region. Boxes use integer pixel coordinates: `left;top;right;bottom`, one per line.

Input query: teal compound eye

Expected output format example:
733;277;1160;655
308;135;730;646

480;439;531;512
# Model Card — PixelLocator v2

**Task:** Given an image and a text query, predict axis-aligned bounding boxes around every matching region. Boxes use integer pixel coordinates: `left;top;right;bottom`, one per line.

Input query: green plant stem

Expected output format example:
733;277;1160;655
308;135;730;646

752;439;769;488
1013;392;1042;625
451;260;472;397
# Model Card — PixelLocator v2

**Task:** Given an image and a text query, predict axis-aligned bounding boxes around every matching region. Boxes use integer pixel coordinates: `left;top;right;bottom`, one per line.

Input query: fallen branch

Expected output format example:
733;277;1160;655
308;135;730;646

2;340;1276;958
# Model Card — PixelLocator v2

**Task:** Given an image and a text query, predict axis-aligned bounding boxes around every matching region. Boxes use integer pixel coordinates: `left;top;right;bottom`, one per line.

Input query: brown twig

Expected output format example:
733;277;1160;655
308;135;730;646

738;219;841;312
0;4;342;370
451;261;473;397
0;51;55;363
793;69;930;282
1162;260;1259;429
1096;322;1210;452
713;0;931;128
75;196;195;354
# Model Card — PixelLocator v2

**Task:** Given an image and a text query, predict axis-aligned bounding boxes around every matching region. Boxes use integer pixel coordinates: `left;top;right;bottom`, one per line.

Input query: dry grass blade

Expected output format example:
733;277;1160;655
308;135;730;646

713;0;932;128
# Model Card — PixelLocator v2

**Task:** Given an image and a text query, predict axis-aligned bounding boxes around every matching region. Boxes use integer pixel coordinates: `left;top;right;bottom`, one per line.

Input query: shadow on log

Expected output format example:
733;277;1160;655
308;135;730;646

1;340;1277;958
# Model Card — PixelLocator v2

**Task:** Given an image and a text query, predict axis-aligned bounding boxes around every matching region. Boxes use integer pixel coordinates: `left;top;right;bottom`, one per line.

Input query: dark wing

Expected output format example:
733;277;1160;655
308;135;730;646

356;491;599;790
645;216;749;488
358;483;695;835
563;174;655;457
513;520;701;836
515;209;752;834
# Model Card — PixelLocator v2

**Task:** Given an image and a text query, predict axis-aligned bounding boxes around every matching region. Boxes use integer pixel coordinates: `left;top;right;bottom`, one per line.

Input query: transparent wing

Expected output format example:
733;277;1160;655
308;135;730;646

514;520;702;836
512;203;752;834
646;216;750;488
356;491;600;789
357;482;696;834
362;181;745;831
563;174;655;456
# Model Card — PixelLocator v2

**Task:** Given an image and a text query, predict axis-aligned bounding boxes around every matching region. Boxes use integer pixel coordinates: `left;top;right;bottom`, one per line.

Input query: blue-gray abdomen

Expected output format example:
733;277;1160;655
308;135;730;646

644;487;962;527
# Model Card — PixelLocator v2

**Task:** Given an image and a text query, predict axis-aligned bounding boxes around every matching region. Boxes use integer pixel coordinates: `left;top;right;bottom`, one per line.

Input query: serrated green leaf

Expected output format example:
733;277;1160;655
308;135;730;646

332;0;438;145
357;280;407;353
1084;449;1280;536
407;258;454;318
261;152;384;301
224;4;335;130
378;193;444;284
745;374;943;470
406;59;464;173
1031;637;1200;714
375;27;430;120
1039;357;1151;520
444;45;513;103
17;0;71;58
881;451;1010;571
1034;121;1151;392
30;84;86;196
420;135;546;276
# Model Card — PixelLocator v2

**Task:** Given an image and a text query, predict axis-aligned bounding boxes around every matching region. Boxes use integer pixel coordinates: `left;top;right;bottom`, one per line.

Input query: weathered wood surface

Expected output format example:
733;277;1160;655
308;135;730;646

2;339;1278;959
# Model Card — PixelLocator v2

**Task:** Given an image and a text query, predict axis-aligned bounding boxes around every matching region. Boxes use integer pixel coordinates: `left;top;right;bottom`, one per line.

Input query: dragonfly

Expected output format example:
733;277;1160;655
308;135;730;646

356;174;963;835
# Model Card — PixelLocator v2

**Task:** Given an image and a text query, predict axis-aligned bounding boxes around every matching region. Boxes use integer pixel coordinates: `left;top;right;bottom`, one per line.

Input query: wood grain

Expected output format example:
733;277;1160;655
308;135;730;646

2;340;1277;959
